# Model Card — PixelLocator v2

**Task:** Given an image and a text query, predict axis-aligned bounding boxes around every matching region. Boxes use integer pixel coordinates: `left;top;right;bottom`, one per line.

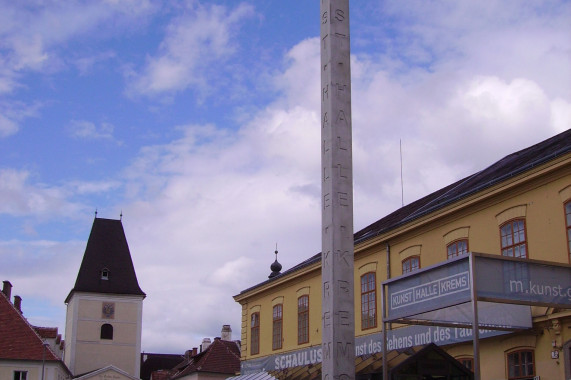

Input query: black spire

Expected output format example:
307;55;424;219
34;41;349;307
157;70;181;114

65;218;145;303
268;244;282;278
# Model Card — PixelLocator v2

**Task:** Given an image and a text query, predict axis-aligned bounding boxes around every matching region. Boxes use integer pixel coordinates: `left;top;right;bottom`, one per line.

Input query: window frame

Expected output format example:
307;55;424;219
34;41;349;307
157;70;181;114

13;371;28;380
457;357;473;372
272;304;283;350
360;272;377;330
297;295;309;345
250;312;260;355
100;323;113;340
500;219;528;259
402;256;420;274
506;349;535;379
447;239;469;259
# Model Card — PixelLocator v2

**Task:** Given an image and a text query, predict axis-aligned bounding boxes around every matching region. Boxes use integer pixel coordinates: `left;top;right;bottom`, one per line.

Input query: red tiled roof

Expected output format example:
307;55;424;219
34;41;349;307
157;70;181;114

33;326;59;339
151;369;176;380
172;339;241;378
0;291;59;361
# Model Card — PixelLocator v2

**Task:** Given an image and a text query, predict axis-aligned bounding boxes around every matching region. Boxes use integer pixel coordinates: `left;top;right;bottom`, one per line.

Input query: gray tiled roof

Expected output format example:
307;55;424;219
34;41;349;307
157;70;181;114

237;129;571;295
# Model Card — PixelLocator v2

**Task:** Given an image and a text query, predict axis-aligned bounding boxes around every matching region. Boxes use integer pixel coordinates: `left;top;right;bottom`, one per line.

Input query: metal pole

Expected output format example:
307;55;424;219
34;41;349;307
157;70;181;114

381;283;388;380
469;253;481;380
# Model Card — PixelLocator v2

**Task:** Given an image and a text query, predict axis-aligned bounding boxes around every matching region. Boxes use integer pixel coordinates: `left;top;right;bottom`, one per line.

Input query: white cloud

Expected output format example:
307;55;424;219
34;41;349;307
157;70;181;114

129;2;255;96
68;120;117;141
0;112;18;137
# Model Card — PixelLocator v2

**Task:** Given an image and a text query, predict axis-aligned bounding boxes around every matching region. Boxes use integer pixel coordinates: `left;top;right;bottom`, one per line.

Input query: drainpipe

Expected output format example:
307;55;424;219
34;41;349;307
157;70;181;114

386;242;391;280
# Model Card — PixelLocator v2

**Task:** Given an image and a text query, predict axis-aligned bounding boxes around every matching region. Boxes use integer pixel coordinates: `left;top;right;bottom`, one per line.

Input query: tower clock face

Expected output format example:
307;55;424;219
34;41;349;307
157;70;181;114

102;302;115;319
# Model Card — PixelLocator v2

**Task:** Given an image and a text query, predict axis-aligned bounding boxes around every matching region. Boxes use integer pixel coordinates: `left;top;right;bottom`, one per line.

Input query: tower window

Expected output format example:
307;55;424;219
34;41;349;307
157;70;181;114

101;268;109;280
100;323;113;340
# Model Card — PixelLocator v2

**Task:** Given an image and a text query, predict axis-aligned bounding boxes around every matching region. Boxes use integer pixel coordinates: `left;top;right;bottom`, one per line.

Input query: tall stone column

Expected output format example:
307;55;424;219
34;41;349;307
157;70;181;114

320;1;355;379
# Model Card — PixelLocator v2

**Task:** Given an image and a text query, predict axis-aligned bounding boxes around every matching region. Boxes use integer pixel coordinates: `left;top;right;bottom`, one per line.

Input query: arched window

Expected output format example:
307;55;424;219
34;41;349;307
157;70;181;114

500;219;527;258
360;272;376;330
100;323;113;340
402;256;420;274
297;295;309;344
457;357;473;371
506;349;535;379
101;268;110;280
272;304;283;350
447;239;468;259
250;313;260;355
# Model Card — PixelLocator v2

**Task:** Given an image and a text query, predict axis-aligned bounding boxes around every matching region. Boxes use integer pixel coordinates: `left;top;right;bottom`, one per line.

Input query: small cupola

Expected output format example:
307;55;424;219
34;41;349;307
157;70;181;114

268;244;282;278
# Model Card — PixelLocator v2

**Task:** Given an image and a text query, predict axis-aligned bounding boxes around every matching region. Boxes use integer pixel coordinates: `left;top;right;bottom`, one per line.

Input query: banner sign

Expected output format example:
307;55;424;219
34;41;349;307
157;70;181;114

386;257;471;320
475;256;571;307
240;325;507;374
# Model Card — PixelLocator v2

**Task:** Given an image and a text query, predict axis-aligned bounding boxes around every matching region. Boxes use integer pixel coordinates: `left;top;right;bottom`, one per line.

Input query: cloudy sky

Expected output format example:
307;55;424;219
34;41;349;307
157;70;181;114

0;0;569;354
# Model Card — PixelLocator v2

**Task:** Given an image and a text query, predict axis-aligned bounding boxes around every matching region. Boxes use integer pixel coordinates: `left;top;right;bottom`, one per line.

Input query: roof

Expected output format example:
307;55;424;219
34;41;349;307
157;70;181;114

66;217;146;303
141;353;185;380
236;129;571;296
0;290;60;362
172;339;241;379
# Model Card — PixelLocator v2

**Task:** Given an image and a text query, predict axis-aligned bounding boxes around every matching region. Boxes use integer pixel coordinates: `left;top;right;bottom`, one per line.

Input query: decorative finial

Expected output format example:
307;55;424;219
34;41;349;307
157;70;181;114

269;243;282;279
95;209;98;218
120;210;123;221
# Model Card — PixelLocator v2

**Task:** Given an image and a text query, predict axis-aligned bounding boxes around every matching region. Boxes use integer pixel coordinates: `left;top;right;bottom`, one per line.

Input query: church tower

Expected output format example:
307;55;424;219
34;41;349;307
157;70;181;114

64;217;145;378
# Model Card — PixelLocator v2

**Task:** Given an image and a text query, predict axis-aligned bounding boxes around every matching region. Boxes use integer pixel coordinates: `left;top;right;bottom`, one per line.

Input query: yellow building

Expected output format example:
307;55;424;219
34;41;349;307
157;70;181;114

234;130;571;380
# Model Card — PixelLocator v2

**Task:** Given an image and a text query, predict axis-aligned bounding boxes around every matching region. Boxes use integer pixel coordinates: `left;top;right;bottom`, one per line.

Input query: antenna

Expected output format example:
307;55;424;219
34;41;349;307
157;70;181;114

400;139;404;207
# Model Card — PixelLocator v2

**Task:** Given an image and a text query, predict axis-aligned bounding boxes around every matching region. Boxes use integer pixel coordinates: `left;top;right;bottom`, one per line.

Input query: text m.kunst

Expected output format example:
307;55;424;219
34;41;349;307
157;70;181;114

509;280;571;301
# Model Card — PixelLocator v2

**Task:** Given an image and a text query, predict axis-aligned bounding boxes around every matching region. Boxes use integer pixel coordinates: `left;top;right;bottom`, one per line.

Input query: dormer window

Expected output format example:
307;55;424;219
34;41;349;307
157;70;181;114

101;268;110;280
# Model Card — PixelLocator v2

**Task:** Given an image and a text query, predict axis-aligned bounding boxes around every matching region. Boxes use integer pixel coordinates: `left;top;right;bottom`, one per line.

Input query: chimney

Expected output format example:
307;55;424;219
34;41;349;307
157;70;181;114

221;325;232;341
2;281;12;299
201;338;211;352
192;347;197;356
14;295;22;313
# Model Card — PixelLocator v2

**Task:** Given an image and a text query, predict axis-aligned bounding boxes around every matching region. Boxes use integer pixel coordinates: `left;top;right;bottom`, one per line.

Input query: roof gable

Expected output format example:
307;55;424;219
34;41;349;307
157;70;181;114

173;339;241;378
66;218;145;302
0;291;59;362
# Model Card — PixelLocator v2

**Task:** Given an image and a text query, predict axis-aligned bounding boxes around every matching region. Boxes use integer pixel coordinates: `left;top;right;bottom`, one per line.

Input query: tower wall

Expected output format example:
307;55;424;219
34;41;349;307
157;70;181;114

65;292;143;377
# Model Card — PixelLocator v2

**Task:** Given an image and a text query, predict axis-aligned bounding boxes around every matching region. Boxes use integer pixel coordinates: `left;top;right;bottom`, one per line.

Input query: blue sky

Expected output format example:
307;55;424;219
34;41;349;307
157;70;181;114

0;0;569;353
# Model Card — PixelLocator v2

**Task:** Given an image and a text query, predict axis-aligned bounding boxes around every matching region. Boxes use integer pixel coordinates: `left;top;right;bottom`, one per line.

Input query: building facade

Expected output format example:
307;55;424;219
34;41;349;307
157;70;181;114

0;281;72;380
64;217;146;378
234;130;571;379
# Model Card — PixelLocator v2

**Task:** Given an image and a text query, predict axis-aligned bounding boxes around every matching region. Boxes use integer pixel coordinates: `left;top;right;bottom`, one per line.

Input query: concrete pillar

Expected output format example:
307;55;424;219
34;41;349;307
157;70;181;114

320;1;355;379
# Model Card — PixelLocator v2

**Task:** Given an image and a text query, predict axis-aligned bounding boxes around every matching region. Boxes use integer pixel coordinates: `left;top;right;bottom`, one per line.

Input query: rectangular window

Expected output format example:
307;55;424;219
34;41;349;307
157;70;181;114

360;272;376;329
250;313;260;355
297;296;309;344
272;304;283;350
402;256;420;274
507;349;534;379
501;219;527;258
447;239;468;259
14;371;27;380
